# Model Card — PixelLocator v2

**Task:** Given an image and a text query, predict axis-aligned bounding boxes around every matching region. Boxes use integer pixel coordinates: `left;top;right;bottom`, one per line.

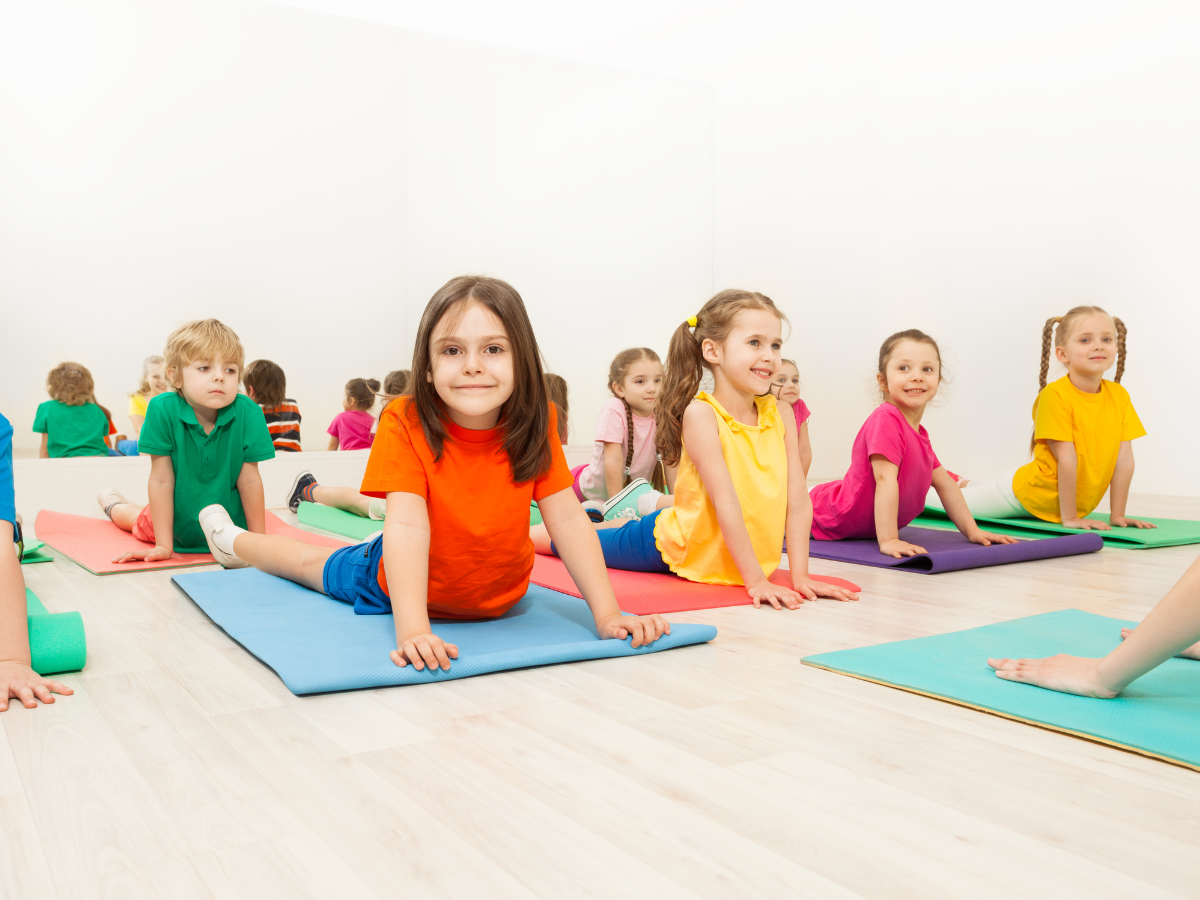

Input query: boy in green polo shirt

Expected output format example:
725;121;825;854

97;319;275;562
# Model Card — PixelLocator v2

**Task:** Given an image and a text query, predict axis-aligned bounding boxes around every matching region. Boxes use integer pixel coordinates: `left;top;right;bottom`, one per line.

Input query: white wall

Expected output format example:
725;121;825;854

0;0;711;453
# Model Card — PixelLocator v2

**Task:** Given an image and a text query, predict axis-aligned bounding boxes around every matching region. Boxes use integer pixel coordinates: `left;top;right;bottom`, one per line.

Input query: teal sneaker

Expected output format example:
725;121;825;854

603;478;658;521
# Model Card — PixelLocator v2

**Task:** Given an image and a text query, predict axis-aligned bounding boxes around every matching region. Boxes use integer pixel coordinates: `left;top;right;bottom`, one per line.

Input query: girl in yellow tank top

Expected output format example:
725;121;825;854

532;290;859;610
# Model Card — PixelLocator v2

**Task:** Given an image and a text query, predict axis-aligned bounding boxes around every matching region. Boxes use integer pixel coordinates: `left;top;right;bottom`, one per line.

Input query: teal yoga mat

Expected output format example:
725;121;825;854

915;507;1200;548
802;609;1200;770
297;502;380;541
25;588;87;675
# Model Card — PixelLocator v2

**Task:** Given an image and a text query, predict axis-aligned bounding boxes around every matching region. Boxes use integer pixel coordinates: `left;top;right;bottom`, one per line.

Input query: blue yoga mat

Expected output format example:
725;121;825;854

802;609;1200;771
173;568;718;695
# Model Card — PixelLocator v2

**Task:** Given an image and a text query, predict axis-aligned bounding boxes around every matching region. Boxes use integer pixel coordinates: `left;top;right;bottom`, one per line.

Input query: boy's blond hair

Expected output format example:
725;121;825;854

163;319;245;388
47;362;95;406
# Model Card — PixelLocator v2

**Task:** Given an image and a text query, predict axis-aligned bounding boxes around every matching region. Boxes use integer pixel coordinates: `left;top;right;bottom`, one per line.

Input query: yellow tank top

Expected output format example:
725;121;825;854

653;391;787;585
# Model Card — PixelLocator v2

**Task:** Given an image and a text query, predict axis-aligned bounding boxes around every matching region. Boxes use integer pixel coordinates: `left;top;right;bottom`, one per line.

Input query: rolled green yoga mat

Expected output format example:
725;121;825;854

299;500;545;537
914;507;1200;548
21;539;54;565
530;501;542;526
25;588;87;675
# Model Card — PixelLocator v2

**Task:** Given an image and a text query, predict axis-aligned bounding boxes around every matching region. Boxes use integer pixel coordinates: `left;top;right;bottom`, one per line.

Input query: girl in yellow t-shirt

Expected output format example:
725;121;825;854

931;306;1154;531
127;355;169;435
532;290;857;609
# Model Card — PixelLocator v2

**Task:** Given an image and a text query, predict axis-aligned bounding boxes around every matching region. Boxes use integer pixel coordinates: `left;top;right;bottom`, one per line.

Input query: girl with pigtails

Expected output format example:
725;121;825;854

928;305;1154;530
533;289;858;609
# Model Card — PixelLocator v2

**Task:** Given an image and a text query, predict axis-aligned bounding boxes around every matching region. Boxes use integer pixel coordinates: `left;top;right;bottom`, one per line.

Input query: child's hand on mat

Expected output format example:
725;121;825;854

114;544;175;564
595;613;670;648
747;580;807;610
966;530;1020;547
791;578;859;602
1061;517;1110;531
878;538;927;559
1120;627;1200;660
0;661;74;712
391;632;459;671
1109;516;1156;529
987;654;1118;699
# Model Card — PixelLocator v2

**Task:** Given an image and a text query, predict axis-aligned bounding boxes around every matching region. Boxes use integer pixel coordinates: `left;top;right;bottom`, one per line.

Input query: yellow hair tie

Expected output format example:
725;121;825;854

686;315;698;328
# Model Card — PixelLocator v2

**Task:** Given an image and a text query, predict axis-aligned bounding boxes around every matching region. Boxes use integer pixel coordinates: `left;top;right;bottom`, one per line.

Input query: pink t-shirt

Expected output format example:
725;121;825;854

809;402;941;541
327;409;376;451
576;397;657;502
791;398;811;427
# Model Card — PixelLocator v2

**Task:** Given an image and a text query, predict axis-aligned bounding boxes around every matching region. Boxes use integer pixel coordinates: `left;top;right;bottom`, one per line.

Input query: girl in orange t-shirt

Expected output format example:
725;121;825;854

198;276;670;672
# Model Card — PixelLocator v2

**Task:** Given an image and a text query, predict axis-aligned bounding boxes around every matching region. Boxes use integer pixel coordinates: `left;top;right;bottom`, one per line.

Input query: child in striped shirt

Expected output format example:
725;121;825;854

244;360;302;452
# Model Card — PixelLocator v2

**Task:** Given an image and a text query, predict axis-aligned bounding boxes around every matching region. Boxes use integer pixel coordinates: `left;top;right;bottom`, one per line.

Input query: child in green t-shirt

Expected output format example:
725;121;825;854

33;362;116;458
97;319;276;561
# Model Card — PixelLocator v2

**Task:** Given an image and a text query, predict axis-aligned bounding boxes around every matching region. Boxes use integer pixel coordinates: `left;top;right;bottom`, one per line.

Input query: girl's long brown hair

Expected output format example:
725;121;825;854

544;374;569;443
654;290;784;468
1030;305;1127;454
608;348;665;490
410;276;552;483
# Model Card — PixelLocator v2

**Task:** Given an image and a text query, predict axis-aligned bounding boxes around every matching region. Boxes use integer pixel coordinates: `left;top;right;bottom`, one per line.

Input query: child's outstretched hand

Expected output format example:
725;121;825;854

747;579;807;610
391;632;459;671
595;613;670;648
966;530;1020;547
791;577;859;602
0;661;74;712
878;538;927;558
1061;517;1110;531
1109;515;1157;529
114;545;174;564
987;654;1118;698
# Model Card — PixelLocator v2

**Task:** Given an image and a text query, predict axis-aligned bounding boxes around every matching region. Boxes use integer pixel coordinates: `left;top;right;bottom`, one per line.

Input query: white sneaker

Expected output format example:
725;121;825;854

97;487;130;517
368;497;387;520
198;504;250;569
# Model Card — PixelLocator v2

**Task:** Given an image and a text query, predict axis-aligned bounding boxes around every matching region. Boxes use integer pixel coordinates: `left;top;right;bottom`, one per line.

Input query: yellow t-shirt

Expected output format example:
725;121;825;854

128;393;149;418
653;391;787;585
1011;376;1145;522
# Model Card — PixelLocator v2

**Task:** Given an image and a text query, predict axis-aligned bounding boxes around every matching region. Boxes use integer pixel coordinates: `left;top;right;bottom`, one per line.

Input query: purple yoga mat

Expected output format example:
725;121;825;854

808;526;1104;574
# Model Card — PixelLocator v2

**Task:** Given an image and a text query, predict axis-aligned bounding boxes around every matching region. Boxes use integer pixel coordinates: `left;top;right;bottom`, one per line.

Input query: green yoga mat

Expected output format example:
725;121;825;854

915;507;1200;548
20;539;53;565
299;500;545;538
803;609;1200;771
25;588;87;675
296;502;380;541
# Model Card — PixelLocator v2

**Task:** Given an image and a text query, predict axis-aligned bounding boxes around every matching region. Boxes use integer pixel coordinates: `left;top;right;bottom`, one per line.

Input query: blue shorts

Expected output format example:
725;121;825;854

553;509;671;573
322;535;392;615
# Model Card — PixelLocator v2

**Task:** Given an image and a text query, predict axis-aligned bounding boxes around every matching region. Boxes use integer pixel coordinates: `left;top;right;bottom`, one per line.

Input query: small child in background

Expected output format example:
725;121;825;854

810;330;1017;558
327;378;379;450
244;359;302;452
372;370;411;436
770;359;812;476
34;363;115;458
545;374;569;443
930;306;1153;531
98;319;275;563
127;355;168;439
1;411;73;711
573;348;671;520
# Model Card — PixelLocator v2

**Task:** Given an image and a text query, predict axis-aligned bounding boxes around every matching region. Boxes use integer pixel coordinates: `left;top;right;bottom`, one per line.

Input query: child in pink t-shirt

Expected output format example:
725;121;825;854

327;378;379;451
770;359;812;476
810;329;1017;558
573;348;675;519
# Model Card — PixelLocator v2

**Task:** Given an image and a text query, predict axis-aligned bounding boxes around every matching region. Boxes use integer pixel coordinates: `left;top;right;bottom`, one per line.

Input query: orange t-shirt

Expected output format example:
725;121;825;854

361;397;573;619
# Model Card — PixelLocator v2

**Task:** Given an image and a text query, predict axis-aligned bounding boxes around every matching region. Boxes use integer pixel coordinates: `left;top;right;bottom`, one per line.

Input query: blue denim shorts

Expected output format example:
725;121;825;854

552;509;671;573
322;534;392;615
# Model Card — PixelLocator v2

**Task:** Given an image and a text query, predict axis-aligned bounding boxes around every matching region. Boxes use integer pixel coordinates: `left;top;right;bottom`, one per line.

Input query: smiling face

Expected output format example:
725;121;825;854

426;300;515;429
175;358;240;412
613;359;663;417
771;362;800;405
1056;313;1116;379
878;340;940;414
146;363;169;396
703;307;783;397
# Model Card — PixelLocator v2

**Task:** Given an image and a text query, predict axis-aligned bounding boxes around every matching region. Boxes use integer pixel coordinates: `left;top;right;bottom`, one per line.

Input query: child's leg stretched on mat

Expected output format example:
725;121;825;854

989;550;1200;697
287;471;383;519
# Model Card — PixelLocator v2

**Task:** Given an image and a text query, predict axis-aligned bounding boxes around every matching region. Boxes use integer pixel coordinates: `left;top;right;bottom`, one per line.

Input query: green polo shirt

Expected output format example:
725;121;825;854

137;392;275;552
33;400;110;457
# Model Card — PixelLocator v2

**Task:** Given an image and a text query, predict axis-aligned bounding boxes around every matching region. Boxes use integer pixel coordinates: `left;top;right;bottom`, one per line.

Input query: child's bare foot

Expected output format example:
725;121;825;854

1120;626;1200;660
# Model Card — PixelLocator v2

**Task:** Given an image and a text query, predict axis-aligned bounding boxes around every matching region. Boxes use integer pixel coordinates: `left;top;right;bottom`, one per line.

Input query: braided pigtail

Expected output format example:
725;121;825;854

1113;316;1127;383
622;398;635;487
1038;317;1058;391
655;320;706;468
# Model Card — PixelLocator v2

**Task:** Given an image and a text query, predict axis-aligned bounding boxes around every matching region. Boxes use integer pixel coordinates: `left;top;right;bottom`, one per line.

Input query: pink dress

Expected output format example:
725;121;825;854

790;398;811;428
809;403;940;541
327;410;376;451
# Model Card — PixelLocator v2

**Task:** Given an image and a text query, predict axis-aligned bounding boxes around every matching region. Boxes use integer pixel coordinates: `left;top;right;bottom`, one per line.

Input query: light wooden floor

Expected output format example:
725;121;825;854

5;478;1200;898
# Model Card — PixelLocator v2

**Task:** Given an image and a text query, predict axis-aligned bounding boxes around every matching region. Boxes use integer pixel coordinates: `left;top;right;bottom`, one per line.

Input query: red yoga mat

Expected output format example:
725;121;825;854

530;554;861;615
34;510;348;575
